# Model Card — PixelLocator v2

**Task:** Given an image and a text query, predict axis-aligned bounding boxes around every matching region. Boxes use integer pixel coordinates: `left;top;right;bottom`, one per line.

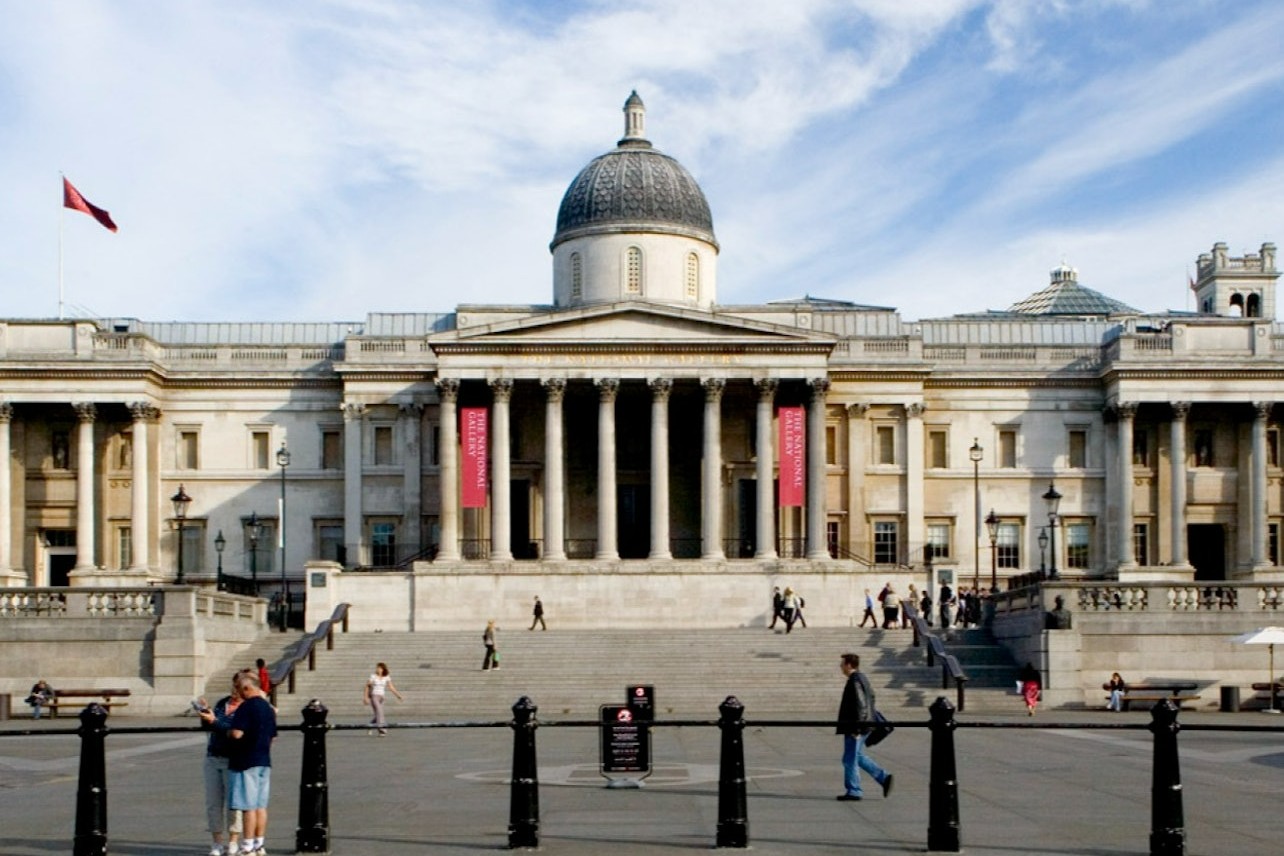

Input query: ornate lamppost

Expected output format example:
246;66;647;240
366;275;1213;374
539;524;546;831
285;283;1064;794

1038;527;1049;578
969;439;983;591
984;508;999;591
171;485;191;584
246;511;262;593
214;530;226;592
276;441;291;632
1043;482;1062;580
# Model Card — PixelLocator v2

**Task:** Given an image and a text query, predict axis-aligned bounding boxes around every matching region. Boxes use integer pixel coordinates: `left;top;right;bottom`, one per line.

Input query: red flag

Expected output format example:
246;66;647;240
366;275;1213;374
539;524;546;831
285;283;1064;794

63;177;118;232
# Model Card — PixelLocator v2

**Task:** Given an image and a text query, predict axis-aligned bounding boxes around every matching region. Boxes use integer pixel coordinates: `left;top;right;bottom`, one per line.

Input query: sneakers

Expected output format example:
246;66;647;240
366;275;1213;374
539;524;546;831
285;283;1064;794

835;793;862;801
881;774;895;798
208;847;223;856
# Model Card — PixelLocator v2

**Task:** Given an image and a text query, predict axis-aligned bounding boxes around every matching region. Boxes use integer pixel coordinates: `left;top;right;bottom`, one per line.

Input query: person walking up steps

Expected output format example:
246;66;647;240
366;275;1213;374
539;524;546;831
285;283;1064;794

835;652;894;801
482;620;499;670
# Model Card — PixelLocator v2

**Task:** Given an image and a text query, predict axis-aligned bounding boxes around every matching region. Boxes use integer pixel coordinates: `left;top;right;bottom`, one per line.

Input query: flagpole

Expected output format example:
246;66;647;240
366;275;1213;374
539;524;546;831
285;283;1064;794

58;173;64;320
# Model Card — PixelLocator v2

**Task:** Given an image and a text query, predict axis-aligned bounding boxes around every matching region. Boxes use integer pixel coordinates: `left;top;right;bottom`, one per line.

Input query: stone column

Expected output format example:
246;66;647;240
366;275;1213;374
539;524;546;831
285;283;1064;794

649;378;672;560
0;403;12;578
436;379;461;562
127;403;154;572
596;378;620;560
543;378;566;561
1116;402;1137;569
755;379;778;560
847;403;869;561
806;379;831;560
342;403;366;567
73;403;96;572
1169;402;1190;568
905;402;925;569
490;379;514;561
702;378;725;561
1252;402;1272;569
399;402;424;558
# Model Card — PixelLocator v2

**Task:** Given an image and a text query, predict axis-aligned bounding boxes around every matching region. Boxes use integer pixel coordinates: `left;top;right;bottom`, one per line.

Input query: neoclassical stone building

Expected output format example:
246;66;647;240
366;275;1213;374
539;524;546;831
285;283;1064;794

1;94;1282;622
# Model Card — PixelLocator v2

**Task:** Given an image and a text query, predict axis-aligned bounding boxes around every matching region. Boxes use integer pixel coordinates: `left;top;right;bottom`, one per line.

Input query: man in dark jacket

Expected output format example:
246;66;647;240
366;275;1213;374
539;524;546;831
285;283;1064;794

836;653;894;801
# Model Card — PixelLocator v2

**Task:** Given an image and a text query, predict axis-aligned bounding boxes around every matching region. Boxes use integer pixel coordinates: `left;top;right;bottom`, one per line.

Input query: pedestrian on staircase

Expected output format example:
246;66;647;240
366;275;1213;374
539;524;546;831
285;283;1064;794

903;584;918;628
482;620;500;670
919;589;933;627
768;587;785;629
859;589;877;628
530;596;547;631
364;662;403;736
782;587;799;633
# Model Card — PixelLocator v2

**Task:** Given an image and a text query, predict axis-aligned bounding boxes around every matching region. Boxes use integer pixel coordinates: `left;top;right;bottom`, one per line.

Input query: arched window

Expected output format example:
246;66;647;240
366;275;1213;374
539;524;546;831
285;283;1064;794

570;253;582;300
625;247;642;294
1229;293;1244;317
1247;292;1261;318
685;252;699;299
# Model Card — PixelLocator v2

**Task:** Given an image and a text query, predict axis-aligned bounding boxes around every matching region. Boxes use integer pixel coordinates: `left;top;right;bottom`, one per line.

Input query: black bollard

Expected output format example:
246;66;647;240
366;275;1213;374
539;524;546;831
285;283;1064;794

508;696;540;848
926;696;961;853
295;699;331;854
715;696;749;848
1148;699;1185;856
73;703;109;856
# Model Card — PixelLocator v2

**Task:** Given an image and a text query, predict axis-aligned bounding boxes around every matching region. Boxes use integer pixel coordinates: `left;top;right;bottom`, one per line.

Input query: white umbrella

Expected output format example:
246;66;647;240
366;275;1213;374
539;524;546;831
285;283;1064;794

1230;627;1284;713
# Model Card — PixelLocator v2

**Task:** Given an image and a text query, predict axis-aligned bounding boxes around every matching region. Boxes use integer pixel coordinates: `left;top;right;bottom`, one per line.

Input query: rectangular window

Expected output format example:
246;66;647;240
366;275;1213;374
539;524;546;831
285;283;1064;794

430;425;441;466
1068;429;1087;468
926;523;951;560
371;521;397;566
374;425;393;466
1270;429;1280;469
1271;523;1280;567
825;426;837;465
244;522;276;575
1066;522;1091;569
827;521;839;559
1132;430;1150;467
178;430;199;470
997;523;1020;569
321;429;342;470
177;523;204;574
318;523;344;564
1134;523;1149;567
873;521;899;564
927;430;947;469
999;429;1017;468
1194;429;1214;467
876;425;895;465
252;430;270;469
118;525;132;569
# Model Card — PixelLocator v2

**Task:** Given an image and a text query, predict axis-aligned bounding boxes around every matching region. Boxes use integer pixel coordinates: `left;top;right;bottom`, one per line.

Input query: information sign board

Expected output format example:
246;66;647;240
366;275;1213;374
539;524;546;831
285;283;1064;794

626;684;655;720
599;704;651;777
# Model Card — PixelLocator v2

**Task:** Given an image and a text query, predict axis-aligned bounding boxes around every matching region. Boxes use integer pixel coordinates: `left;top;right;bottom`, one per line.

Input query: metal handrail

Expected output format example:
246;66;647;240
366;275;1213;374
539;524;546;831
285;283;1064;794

267;602;351;701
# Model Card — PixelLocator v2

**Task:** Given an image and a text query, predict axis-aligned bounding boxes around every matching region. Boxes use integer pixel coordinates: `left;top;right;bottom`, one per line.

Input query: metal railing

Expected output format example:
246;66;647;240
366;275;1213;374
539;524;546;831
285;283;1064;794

265;603;350;702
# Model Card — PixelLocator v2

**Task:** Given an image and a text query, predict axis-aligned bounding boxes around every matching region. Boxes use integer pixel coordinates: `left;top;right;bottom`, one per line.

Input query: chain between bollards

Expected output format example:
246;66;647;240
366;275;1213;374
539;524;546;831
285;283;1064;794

715;696;749;848
73;703;110;856
295;699;331;854
508;696;540;848
1149;699;1185;856
926;696;961;853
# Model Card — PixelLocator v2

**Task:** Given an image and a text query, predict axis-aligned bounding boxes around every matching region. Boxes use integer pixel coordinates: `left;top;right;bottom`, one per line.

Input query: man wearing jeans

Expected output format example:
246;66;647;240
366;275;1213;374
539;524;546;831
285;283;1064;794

835;653;894;801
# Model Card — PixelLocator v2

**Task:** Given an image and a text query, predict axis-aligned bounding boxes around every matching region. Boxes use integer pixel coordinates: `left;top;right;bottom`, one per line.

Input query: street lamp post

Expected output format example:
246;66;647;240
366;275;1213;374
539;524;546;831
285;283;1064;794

247;511;262;593
1043;481;1063;580
171;485;191;584
969;439;983;592
985;508;999;591
1038;527;1049;578
214;530;226;592
276;442;291;632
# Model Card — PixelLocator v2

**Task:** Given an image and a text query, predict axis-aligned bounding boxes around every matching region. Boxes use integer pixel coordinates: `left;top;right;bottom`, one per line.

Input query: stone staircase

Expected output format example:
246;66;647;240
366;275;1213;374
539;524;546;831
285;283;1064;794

209;624;1022;721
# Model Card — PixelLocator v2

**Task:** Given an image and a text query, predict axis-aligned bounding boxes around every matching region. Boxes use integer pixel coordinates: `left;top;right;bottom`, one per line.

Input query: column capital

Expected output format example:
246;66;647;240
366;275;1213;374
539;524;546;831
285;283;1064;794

702;378;725;401
755;378;778;400
649;377;673;400
435;378;460;401
0;402;12;422
809;377;830;399
1116;401;1138;420
542;377;566;402
342;402;368;421
1253;401;1274;420
906;402;926;419
847;402;870;418
73;402;96;423
1170;401;1191;420
596;378;620;401
398;401;426;417
490;378;514;402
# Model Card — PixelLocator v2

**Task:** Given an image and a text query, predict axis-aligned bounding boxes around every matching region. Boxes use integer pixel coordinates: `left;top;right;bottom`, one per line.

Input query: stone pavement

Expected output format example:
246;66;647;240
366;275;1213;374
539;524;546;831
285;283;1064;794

2;706;1283;854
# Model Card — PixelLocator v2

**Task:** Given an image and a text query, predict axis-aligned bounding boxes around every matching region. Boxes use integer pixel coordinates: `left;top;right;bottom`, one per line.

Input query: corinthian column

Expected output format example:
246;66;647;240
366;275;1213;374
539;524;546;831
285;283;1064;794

701;378;725;560
490;379;514;561
649;378;672;560
127;403;155;571
0;403;12;578
436;379;461;562
1170;402;1191;568
1252;402;1272;569
596;378;620;560
755;379;778;560
1116;402;1137;570
806;379;831;559
73;403;97;572
543;378;566;561
342;402;366;567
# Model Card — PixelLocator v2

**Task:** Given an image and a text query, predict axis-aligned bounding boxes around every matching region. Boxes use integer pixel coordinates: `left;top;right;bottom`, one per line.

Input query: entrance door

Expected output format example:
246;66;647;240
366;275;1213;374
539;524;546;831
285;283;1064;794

618;484;650;559
1188;524;1226;581
511;480;533;559
48;553;76;587
737;479;756;558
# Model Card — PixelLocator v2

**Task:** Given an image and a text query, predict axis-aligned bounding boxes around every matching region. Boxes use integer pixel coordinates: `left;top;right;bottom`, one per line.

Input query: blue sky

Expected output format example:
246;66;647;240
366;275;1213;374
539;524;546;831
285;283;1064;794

1;0;1281;323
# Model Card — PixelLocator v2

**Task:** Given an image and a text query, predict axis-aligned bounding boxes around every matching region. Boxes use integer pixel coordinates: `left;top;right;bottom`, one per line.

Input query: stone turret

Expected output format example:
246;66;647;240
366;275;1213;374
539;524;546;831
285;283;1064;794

1192;242;1278;318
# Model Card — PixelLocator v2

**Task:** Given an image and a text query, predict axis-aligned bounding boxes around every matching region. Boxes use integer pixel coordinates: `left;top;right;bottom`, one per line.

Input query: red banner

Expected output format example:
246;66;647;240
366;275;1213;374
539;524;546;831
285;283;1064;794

778;406;805;507
461;407;488;508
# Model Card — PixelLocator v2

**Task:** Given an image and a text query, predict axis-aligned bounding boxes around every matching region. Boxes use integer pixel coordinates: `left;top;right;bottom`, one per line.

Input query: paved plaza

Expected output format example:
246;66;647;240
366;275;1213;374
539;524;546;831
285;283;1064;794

2;705;1283;855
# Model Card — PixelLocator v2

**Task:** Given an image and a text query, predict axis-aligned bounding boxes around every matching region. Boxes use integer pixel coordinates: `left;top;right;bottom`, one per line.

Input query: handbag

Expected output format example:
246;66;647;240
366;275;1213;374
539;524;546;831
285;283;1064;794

865;710;894;747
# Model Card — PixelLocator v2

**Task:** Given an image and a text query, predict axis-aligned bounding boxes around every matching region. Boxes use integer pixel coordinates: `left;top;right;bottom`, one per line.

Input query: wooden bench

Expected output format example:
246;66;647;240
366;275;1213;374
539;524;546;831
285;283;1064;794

1249;682;1284;710
47;688;132;718
1103;682;1200;712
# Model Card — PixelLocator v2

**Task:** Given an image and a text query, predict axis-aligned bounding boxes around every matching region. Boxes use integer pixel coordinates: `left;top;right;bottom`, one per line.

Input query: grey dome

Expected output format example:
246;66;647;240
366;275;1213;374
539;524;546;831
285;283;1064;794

551;93;717;250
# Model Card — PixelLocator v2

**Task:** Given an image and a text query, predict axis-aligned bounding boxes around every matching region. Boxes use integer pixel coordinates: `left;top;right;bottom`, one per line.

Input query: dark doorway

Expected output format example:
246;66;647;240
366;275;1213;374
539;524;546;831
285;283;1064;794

511;480;534;559
737;479;756;558
618;484;650;559
49;554;76;587
1188;524;1225;581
